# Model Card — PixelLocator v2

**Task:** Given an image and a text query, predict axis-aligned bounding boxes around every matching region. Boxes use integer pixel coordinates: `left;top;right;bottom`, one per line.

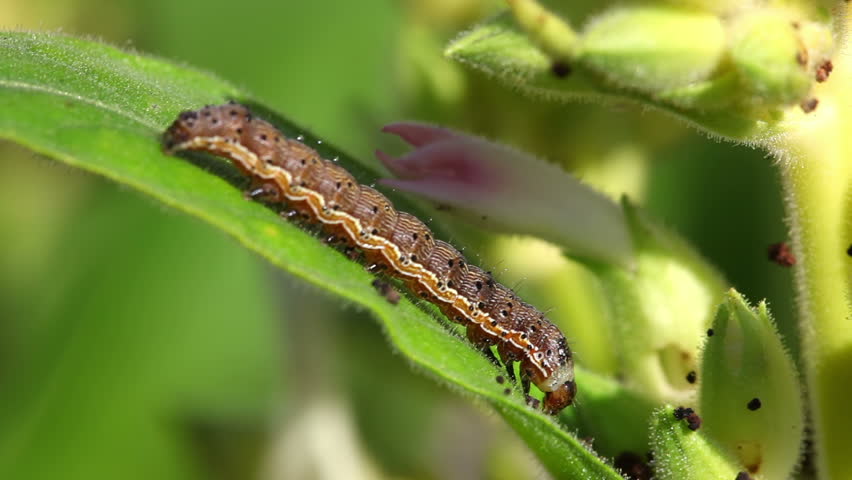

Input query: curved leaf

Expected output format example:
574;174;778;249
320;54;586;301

0;31;623;478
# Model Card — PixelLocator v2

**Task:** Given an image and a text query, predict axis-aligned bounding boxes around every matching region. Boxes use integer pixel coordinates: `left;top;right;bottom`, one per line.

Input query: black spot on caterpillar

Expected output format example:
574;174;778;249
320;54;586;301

163;103;577;414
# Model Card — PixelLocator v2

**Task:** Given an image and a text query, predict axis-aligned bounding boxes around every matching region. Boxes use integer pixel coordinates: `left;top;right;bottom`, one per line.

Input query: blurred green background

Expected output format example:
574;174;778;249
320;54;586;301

0;1;795;479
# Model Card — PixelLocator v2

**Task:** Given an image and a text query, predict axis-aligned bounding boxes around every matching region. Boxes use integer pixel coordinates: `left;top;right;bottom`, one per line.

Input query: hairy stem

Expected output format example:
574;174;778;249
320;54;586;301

774;43;852;479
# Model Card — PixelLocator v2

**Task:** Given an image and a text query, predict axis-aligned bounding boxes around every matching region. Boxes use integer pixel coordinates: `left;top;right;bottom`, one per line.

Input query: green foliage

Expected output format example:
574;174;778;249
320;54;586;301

2;0;849;477
446;2;851;479
0;31;623;479
447;3;837;143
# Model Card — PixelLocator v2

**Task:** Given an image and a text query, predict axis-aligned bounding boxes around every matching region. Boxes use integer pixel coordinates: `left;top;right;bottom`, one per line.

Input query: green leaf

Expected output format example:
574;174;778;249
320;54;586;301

0;31;621;478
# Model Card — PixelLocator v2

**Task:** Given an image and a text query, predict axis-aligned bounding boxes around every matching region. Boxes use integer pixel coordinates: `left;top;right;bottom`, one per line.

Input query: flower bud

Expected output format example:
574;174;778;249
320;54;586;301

376;122;634;267
446;3;842;140
727;10;813;107
579;7;726;93
699;290;804;479
590;200;726;404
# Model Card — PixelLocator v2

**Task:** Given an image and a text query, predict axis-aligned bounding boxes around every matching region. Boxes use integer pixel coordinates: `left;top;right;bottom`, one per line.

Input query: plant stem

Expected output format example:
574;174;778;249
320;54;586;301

774;47;852;479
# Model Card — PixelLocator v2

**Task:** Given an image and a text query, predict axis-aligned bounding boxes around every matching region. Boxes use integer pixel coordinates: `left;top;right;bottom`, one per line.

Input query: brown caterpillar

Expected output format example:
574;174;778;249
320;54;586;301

163;103;577;413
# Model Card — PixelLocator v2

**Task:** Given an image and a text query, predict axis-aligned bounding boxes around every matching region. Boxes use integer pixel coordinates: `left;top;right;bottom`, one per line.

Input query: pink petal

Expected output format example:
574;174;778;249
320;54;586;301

379;178;485;204
381;122;460;147
375;149;406;178
376;124;634;267
376;139;503;189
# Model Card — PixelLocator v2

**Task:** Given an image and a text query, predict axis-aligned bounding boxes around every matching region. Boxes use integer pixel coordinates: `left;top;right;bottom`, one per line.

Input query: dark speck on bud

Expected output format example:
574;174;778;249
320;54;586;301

673;406;702;431
800;98;819;113
551;60;572;78
747;397;762;411
816;60;833;82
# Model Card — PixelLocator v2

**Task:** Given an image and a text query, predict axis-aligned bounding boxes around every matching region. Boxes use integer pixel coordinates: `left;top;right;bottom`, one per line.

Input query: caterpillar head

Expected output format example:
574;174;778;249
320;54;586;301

542;363;577;414
163;103;252;153
534;336;577;414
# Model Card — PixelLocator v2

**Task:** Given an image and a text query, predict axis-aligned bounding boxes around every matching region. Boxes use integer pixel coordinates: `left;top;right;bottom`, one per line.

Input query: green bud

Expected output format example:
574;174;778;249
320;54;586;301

589;199;726;404
728;10;812;107
648;0;744;15
699;290;804;479
649;406;741;480
446;3;842;141
578;7;726;92
797;17;835;62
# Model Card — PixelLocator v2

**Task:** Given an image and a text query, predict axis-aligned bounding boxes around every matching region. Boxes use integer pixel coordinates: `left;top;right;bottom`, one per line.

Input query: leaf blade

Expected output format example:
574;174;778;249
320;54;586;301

0;31;621;478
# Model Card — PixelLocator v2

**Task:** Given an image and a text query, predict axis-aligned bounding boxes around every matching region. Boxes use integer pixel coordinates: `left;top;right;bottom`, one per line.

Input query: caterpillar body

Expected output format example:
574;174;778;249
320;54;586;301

163;103;577;413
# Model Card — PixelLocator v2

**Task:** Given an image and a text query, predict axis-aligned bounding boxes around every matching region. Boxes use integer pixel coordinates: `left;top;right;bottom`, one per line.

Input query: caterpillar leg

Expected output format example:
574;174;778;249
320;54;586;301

505;362;517;384
244;181;280;202
519;371;544;408
481;346;501;367
280;203;314;225
371;279;400;305
342;246;361;261
466;328;502;368
366;262;387;273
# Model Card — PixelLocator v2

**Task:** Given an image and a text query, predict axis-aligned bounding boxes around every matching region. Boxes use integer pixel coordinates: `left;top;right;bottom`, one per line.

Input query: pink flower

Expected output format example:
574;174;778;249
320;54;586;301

376;122;633;267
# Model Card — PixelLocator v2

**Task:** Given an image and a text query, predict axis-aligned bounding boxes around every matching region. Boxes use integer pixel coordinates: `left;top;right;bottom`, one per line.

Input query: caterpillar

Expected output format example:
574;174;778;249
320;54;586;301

162;103;577;414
